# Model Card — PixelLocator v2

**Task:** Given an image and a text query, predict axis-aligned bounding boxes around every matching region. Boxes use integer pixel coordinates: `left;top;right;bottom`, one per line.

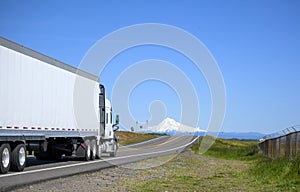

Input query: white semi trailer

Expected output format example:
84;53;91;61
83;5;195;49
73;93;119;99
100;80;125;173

0;37;119;174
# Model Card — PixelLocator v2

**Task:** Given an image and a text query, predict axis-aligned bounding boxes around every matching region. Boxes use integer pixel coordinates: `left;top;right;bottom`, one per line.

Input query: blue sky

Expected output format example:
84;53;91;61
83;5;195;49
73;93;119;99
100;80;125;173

1;0;300;134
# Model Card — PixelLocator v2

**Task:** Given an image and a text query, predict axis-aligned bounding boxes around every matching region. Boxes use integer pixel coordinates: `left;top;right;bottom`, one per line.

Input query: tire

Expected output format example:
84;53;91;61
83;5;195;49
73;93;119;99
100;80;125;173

110;142;117;157
84;140;91;161
0;143;11;174
90;140;96;161
109;151;116;157
11;143;27;172
96;143;102;159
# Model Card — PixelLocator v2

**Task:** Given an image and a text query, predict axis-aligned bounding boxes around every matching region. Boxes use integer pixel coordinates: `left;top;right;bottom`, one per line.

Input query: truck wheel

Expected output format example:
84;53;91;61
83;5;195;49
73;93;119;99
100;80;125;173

11;144;27;172
84;140;91;161
0;143;11;174
110;144;116;157
96;144;101;159
110;151;116;157
90;140;96;161
109;142;117;157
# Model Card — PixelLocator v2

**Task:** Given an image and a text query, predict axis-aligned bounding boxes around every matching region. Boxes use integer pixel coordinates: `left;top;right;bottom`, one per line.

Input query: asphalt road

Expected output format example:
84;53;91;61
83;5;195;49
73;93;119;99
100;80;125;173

0;136;198;191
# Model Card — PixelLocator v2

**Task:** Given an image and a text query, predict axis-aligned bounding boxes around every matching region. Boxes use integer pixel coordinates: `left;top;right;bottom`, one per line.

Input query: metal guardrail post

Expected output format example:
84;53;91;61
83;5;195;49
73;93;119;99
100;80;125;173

296;132;299;156
292;133;296;158
276;138;280;159
286;134;291;158
272;139;276;158
268;140;272;158
279;136;285;158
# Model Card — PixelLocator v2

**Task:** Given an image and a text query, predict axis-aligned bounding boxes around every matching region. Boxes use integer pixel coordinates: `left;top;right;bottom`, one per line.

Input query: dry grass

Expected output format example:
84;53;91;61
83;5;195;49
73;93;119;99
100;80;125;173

116;131;161;146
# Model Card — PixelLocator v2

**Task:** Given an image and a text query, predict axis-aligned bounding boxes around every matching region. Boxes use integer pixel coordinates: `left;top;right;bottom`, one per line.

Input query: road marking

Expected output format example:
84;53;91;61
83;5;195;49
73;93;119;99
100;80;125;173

0;136;199;178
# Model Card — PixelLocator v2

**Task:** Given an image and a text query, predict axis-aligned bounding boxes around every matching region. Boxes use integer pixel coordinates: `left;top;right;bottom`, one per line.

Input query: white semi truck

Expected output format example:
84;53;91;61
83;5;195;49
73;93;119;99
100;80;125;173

0;37;119;174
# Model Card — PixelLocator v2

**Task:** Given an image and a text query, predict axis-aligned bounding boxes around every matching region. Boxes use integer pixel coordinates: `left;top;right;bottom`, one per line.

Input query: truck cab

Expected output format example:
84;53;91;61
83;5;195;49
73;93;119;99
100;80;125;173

99;85;119;157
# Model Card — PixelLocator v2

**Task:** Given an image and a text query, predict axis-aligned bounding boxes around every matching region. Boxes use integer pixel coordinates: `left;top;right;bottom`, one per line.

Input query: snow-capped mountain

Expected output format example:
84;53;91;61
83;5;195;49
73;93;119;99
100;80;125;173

146;118;206;136
139;118;264;139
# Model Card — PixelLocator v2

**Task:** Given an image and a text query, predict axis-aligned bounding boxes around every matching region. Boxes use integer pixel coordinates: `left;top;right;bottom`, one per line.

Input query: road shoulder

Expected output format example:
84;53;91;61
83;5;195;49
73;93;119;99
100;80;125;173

13;150;255;192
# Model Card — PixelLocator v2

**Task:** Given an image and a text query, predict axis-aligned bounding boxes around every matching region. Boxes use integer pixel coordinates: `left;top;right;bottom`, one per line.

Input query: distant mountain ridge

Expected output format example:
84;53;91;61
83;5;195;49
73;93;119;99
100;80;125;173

217;132;265;140
144;118;264;140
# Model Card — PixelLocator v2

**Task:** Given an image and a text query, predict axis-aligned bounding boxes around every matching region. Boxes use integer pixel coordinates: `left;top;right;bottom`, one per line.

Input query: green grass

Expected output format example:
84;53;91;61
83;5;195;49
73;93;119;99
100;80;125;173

116;137;300;191
191;137;260;161
192;137;300;190
249;157;300;190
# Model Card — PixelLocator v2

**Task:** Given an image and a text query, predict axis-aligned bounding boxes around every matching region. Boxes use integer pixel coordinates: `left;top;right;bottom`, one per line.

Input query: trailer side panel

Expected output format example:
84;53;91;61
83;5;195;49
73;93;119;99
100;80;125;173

0;39;99;138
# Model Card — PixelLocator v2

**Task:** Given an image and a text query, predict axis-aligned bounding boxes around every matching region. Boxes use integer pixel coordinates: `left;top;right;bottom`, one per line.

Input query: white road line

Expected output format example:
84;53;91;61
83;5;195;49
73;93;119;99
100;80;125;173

0;136;199;178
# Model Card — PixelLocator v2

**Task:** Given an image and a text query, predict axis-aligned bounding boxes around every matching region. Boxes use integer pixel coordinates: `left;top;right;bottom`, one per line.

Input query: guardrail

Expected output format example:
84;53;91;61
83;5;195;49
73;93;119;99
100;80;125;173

258;125;300;159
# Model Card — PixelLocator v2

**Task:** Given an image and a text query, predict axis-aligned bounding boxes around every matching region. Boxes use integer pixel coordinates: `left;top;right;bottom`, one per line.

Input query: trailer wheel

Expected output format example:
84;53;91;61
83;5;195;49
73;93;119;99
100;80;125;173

84;140;91;161
11;143;27;172
0;143;11;174
90;140;96;161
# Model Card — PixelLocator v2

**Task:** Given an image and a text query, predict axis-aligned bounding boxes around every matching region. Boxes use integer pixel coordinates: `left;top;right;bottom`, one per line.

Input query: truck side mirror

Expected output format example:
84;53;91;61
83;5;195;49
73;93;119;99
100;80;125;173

113;115;119;132
115;114;119;125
